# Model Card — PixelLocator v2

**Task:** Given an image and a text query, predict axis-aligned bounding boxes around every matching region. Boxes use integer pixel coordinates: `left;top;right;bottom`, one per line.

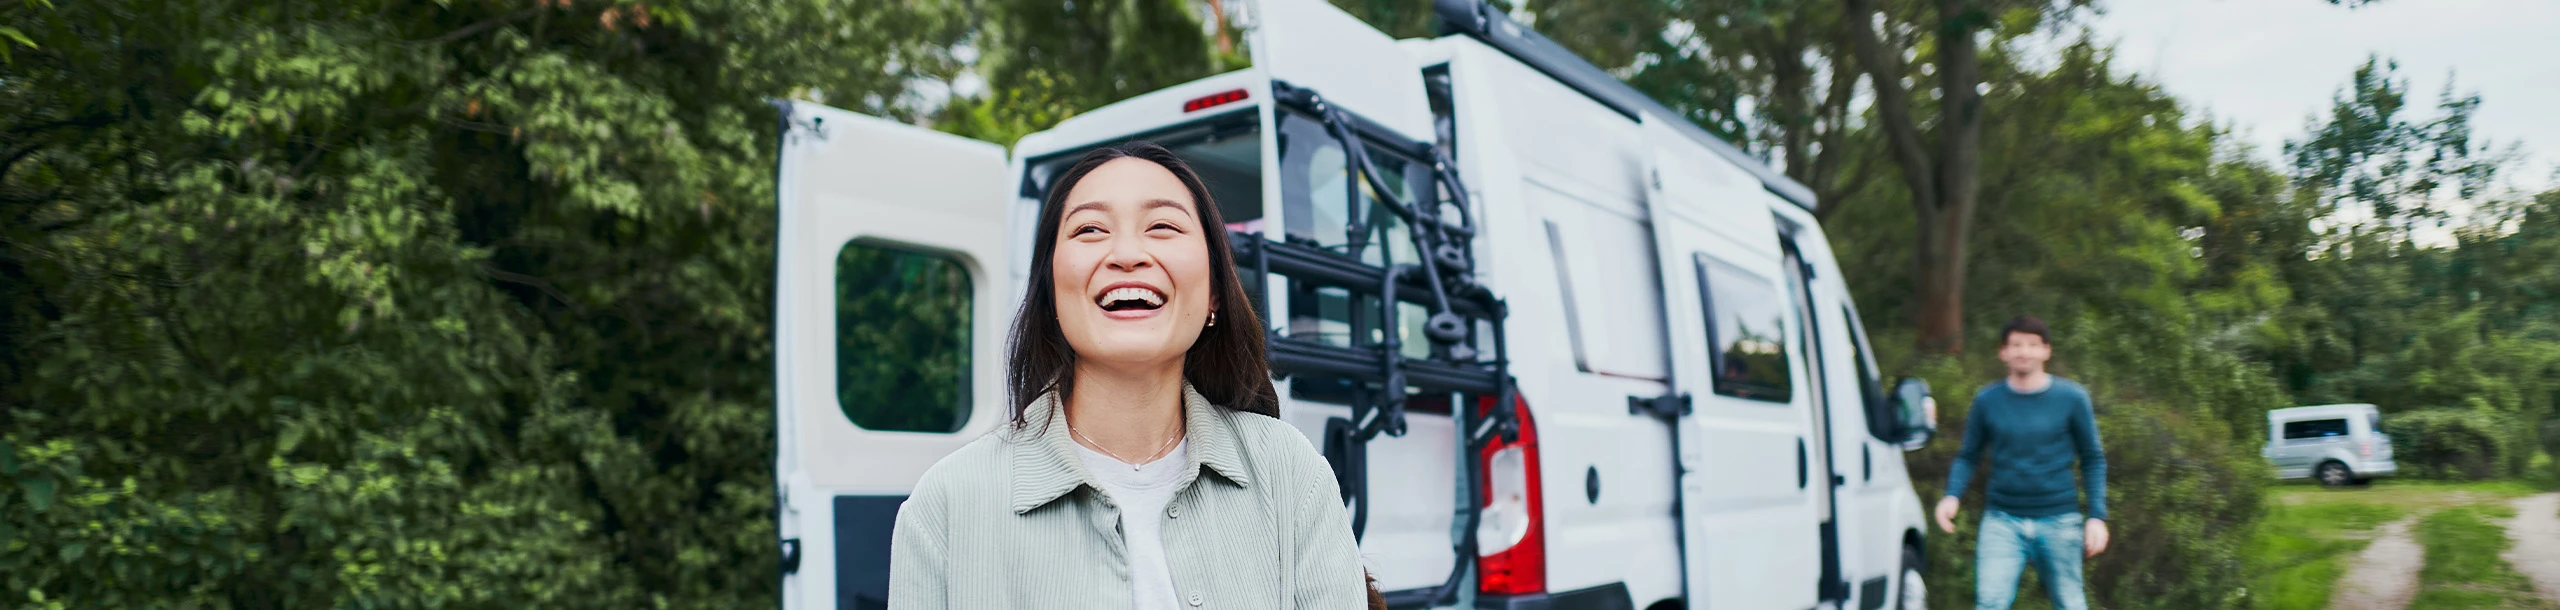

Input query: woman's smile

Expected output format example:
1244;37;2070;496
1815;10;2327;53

1094;281;1170;320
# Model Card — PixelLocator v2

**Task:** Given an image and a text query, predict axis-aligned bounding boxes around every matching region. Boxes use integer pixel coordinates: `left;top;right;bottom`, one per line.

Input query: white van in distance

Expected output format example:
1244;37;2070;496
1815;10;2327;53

2264;404;2398;486
771;0;1945;608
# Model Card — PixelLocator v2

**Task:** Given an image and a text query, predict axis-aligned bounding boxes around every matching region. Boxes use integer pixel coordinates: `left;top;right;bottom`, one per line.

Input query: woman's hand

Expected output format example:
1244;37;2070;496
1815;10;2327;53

2084;518;2110;558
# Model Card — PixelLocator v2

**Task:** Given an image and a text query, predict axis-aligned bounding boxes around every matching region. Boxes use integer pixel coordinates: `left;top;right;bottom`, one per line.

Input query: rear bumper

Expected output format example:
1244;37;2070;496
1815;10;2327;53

2356;459;2399;478
1475;583;1634;610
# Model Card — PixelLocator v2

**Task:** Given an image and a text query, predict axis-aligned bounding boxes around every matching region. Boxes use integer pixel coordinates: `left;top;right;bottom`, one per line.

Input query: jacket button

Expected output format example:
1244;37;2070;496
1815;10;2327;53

1187;592;1203;606
1167;504;1182;519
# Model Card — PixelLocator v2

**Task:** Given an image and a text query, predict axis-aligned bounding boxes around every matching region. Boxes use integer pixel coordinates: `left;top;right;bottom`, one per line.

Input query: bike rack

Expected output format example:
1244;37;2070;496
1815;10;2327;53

1229;80;1516;608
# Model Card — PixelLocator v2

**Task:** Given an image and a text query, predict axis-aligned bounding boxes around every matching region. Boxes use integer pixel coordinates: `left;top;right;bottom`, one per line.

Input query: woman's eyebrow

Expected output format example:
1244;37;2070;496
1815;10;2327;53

1142;199;1196;217
1065;199;1194;217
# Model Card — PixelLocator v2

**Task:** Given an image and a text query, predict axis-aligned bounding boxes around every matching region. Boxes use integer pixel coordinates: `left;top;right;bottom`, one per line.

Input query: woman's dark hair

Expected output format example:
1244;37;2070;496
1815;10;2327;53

1005;142;1280;426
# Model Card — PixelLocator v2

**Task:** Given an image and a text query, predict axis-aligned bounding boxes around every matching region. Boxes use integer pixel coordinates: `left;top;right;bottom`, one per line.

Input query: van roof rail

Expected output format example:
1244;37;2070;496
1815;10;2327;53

1431;0;1820;212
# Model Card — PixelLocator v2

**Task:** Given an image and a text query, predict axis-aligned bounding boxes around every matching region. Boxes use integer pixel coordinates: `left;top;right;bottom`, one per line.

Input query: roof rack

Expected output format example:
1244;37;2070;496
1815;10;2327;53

1431;0;1820;212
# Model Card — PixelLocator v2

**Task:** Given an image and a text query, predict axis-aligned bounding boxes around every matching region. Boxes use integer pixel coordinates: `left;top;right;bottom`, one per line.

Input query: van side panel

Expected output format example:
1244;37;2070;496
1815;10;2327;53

1455;40;1684;604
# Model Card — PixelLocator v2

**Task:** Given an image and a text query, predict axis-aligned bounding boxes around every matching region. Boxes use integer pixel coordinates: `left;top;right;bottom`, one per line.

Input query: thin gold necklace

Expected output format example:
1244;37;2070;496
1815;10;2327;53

1070;419;1184;471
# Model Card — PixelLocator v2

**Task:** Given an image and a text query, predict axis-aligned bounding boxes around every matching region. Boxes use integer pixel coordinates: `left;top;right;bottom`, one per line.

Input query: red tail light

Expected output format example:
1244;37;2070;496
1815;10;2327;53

1476;394;1546;596
1182;88;1250;113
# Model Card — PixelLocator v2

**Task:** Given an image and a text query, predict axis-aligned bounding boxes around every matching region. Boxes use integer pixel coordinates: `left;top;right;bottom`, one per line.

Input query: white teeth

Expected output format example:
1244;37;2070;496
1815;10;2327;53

1100;287;1166;307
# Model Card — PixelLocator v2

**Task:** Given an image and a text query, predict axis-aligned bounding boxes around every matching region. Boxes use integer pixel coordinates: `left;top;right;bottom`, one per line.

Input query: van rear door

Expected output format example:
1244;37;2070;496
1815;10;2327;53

773;101;1014;610
1245;0;1476;599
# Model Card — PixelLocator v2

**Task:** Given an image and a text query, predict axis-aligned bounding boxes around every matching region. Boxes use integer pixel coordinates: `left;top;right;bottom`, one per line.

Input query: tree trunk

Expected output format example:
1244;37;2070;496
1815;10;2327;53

1845;0;1986;354
1917;201;1974;354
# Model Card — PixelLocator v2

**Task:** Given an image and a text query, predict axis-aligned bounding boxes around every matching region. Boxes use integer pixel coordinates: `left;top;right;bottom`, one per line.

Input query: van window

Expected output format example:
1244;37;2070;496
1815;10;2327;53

835;241;972;433
1275;109;1450;361
2282;418;2350;440
1024;116;1263;231
1844;306;1891;439
1276;109;1425;267
1694;254;1792;402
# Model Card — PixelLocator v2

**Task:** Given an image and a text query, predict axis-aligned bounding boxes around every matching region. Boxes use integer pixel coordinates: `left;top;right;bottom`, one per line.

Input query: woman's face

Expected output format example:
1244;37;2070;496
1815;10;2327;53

1051;158;1217;370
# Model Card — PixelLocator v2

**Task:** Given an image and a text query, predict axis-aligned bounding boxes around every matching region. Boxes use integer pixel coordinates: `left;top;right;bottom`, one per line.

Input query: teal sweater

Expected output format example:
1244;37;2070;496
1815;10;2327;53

1943;377;2108;520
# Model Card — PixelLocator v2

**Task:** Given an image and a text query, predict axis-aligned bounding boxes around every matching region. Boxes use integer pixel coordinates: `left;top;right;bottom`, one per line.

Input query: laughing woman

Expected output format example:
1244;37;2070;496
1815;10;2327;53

887;143;1369;609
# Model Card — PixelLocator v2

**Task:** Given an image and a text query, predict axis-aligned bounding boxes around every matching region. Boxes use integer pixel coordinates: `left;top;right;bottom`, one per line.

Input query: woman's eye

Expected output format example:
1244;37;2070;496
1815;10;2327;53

1073;225;1104;236
1150;222;1181;232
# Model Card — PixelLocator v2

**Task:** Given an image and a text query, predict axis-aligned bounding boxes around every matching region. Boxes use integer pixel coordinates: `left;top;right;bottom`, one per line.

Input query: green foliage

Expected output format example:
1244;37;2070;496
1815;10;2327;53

2385;409;2529;480
2411;504;2553;609
2287;58;2512;231
0;0;961;605
2541;420;2560;471
941;0;1239;146
2248;65;2560;481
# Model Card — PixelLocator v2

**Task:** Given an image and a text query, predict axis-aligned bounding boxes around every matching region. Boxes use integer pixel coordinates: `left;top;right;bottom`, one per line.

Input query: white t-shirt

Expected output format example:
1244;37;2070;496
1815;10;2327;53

1075;440;1191;610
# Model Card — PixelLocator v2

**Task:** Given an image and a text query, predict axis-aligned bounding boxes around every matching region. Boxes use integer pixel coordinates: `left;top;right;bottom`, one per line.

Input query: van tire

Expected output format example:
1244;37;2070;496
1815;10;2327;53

1898;544;1926;610
2316;461;2355;487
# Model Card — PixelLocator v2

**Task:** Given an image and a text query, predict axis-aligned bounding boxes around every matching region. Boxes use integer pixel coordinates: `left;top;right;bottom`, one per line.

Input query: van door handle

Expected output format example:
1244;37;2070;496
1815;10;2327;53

1796;438;1809;489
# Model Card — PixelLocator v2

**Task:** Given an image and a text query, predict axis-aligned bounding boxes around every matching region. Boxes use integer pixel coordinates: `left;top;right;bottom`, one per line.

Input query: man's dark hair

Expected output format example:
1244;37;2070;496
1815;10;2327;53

1999;315;2051;346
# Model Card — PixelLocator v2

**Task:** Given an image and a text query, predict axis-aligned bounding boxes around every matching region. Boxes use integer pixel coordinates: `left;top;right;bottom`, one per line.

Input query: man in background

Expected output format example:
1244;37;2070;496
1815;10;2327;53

1934;316;2110;610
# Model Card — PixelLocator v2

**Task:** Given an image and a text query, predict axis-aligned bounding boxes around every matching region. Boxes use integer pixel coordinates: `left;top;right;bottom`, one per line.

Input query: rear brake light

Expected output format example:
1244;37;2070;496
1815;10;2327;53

1476;394;1546;596
1182;88;1251;113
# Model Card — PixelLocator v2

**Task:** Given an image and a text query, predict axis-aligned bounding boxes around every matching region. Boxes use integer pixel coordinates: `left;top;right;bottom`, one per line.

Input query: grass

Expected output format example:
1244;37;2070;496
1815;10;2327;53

2272;478;2547;513
2246;476;2552;610
2410;503;2557;609
2245;502;2405;610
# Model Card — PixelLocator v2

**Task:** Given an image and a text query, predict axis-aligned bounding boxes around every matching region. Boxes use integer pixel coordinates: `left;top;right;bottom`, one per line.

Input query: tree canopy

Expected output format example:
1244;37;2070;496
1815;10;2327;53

4;0;2552;608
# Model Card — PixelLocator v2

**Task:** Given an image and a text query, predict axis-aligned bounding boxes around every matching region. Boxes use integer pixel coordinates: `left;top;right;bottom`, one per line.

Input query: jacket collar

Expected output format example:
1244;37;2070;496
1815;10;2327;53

1008;383;1252;515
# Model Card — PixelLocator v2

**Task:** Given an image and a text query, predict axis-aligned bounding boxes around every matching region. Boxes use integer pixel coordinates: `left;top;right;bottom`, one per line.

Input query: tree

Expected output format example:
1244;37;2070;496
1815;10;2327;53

0;0;962;605
2286;57;2512;240
940;0;1240;144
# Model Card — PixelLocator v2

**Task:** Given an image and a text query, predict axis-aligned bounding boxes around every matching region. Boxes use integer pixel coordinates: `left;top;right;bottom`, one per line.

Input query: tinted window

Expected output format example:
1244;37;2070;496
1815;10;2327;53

1025;118;1263;230
2282;418;2350;440
836;242;971;433
1695;254;1791;402
1276;110;1425;268
1844;306;1891;439
1275;109;1445;360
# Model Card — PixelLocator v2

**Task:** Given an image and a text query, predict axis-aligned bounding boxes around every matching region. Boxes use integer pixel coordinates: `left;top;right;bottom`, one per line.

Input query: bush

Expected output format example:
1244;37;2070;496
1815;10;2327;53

1907;358;2267;610
2381;409;2522;480
2541;419;2560;464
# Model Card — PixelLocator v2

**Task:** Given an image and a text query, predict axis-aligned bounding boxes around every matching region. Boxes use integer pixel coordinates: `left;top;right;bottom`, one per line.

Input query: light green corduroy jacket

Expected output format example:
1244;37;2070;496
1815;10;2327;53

888;384;1369;609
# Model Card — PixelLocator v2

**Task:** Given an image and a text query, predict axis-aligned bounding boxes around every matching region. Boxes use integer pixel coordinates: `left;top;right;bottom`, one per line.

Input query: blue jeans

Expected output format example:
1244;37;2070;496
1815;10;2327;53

1974;510;2087;610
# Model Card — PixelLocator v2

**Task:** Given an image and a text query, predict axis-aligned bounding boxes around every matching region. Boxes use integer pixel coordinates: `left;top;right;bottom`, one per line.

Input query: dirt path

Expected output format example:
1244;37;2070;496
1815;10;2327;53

2503;493;2560;605
2329;517;2425;610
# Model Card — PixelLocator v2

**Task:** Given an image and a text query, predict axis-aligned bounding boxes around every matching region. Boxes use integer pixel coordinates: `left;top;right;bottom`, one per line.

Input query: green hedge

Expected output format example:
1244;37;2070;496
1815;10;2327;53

2380;409;2526;480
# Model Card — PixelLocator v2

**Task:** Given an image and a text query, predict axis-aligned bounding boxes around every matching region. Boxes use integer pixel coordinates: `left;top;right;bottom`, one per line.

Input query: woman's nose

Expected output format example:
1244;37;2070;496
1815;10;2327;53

1104;234;1152;271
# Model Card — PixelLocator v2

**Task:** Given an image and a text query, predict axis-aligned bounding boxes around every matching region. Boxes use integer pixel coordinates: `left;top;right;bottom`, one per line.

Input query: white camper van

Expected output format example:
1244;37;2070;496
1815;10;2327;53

772;0;1944;608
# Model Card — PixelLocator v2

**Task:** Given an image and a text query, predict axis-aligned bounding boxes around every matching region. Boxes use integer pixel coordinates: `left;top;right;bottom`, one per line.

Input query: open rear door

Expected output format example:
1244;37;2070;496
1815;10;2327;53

1640;115;1824;610
1246;0;1434;142
773;101;1013;610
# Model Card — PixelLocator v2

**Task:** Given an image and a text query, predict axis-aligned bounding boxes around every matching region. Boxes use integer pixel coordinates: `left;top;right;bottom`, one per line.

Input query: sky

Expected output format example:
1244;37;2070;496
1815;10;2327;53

2086;0;2560;193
